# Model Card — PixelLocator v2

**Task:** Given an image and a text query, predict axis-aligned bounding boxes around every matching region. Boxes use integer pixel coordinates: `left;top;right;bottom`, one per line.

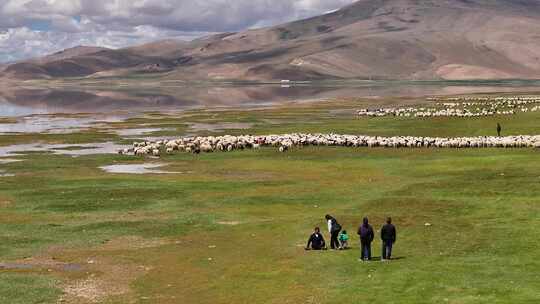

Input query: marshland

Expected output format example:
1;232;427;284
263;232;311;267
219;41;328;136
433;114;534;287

1;84;539;303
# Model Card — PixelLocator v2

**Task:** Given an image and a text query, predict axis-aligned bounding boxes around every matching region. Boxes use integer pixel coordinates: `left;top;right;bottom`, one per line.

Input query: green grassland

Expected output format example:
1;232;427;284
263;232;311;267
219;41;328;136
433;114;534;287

0;96;539;303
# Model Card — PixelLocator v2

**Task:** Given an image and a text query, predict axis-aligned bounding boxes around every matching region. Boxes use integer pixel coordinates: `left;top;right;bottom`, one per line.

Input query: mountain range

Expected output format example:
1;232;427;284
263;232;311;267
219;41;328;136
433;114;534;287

3;0;540;82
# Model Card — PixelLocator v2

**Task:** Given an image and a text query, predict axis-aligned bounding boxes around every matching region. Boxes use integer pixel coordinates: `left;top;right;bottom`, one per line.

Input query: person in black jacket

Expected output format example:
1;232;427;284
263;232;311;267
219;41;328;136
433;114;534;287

497;123;502;137
380;217;397;260
306;227;326;250
325;214;342;250
357;217;374;261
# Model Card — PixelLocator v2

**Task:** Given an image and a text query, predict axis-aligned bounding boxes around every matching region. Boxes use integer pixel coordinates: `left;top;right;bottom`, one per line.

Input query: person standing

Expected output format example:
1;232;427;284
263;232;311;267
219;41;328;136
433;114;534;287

380;217;397;260
497;123;502;137
306;227;326;250
325;214;342;250
357;217;374;261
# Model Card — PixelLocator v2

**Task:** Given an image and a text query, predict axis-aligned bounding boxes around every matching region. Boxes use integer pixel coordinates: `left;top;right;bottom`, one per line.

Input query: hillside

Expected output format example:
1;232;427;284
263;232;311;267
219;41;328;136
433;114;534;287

4;0;540;81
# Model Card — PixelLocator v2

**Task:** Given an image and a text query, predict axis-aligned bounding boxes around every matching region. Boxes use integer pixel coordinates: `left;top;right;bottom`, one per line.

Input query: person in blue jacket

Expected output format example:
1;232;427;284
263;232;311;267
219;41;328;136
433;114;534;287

357;217;374;261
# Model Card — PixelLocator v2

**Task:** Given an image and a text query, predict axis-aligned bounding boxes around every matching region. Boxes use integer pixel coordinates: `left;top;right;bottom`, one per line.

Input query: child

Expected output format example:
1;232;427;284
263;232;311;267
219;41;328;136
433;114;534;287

338;230;349;250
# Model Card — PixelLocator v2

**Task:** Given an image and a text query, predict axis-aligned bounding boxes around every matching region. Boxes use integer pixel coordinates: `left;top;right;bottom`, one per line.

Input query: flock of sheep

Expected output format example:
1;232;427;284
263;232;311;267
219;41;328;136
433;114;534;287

118;133;540;156
114;95;540;157
358;96;540;118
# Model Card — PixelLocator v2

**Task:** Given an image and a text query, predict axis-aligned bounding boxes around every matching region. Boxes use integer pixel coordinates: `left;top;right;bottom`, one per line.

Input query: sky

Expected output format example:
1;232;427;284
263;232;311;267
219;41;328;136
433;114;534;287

0;0;357;63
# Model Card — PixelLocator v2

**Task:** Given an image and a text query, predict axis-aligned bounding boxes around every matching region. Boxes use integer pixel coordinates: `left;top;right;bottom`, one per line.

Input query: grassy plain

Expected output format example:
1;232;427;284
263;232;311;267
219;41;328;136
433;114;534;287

0;95;539;303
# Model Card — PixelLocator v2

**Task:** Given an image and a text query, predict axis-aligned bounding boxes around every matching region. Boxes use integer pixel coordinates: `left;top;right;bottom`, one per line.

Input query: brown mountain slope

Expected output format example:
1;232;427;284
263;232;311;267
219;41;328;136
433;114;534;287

28;46;109;64
4;0;540;81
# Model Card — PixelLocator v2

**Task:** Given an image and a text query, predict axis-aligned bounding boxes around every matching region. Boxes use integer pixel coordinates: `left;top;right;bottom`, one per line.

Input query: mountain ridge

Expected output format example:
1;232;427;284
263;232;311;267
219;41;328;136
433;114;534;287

4;0;540;81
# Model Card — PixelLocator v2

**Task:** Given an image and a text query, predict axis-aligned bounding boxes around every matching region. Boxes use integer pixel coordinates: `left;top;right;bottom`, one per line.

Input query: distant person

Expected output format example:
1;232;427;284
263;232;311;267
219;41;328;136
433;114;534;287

497;123;502;137
306;227;326;250
338;230;349;250
357;217;374;261
325;214;342;250
380;217;397;260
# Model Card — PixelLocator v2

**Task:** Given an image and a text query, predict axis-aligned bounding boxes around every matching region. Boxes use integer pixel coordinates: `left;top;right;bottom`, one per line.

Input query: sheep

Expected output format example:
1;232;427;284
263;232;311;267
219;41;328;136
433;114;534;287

135;148;148;156
200;143;213;153
358;95;540;119
121;132;540;159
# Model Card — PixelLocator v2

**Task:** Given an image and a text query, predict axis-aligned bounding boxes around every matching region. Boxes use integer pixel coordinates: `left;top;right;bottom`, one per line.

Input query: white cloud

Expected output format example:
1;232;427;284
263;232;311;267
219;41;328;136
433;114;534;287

0;0;358;62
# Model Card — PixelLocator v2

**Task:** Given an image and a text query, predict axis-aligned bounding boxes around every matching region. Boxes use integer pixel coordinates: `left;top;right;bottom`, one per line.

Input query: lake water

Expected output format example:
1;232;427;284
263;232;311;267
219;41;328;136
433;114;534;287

2;82;540;118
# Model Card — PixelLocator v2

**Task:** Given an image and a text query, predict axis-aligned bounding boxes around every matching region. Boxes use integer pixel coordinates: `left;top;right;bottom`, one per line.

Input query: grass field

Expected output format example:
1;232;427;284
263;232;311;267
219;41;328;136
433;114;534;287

1;95;539;303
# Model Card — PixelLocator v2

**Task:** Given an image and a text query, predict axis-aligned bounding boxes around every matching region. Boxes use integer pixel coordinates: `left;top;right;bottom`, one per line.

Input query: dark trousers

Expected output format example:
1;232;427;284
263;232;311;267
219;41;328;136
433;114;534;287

382;240;393;259
360;241;371;260
330;230;340;249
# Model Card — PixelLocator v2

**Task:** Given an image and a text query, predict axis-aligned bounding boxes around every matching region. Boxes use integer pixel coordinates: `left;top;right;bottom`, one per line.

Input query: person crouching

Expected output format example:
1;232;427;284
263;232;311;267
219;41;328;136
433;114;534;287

338;230;349;250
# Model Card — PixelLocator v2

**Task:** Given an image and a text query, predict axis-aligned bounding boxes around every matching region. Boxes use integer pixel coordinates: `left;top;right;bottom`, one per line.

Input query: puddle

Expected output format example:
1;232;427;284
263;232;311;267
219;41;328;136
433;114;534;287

329;109;356;116
0;144;50;157
0;170;14;177
128;136;174;142
100;163;180;174
217;221;241;226
0;263;34;270
0;158;22;164
114;127;175;137
51;143;127;156
0;115;128;135
0;262;82;272
188;122;253;132
0;142;128;157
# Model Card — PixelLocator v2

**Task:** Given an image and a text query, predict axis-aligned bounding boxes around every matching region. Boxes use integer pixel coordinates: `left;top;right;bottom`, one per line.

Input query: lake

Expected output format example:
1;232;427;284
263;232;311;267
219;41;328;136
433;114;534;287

2;82;540;117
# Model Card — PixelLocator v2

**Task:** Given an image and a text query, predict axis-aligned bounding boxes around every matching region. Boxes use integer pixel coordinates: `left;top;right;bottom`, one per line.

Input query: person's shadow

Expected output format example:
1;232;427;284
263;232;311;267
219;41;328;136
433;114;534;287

388;256;406;261
369;256;406;261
